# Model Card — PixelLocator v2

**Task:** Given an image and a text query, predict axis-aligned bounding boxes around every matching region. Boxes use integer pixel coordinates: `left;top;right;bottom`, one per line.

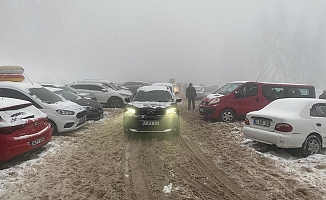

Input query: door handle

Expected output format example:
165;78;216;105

316;123;321;127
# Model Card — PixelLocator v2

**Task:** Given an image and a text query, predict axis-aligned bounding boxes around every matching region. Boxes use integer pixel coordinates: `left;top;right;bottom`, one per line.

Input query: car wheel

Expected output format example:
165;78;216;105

301;135;321;157
219;109;235;122
108;97;123;108
48;120;58;135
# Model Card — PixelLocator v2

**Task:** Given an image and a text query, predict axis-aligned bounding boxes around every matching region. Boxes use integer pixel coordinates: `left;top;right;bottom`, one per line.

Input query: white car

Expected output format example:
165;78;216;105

243;98;326;157
0;82;87;134
68;81;131;108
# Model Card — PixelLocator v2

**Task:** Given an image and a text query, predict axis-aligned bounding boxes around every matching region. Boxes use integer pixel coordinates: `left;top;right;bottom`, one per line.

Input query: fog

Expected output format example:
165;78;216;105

0;0;325;88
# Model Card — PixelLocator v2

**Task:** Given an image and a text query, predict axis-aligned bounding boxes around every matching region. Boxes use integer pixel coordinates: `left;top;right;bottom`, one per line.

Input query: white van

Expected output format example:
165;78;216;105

0;82;87;134
68;81;131;108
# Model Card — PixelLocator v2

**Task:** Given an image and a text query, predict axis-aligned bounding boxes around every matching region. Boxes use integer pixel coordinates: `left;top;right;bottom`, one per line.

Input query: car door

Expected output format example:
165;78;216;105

235;83;259;117
310;103;326;144
86;85;108;104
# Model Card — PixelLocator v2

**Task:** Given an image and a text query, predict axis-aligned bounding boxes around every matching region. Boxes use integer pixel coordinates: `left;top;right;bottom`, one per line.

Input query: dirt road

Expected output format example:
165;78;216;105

1;100;325;199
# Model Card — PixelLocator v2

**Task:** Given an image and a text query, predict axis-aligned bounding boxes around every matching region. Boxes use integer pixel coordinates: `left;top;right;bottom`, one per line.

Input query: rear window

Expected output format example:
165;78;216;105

262;85;315;100
29;88;63;104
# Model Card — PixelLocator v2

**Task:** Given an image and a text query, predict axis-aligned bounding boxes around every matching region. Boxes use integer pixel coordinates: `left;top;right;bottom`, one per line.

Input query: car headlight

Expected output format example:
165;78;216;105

208;97;220;105
84;106;95;111
166;107;177;114
125;107;136;115
56;109;75;115
119;93;129;97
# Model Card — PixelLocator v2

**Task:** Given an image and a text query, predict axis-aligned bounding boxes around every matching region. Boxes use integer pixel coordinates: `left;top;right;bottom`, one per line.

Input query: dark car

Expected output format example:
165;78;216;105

46;87;104;121
122;81;150;95
123;85;182;136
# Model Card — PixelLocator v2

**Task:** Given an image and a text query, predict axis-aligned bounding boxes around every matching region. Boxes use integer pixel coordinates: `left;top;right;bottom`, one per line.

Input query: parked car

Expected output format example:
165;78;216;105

68;82;131;108
0;97;52;161
193;85;205;100
0;82;87;134
45;87;104;121
151;82;178;96
122;81;150;95
95;80;132;96
199;81;316;122
123;85;182;136
243;98;326;157
41;83;97;101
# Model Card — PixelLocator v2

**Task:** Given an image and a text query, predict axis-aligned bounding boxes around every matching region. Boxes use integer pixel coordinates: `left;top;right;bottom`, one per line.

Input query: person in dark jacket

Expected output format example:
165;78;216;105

319;90;326;99
186;83;197;110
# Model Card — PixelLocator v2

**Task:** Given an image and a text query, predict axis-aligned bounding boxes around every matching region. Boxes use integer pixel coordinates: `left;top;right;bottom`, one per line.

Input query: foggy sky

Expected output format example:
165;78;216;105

0;0;325;86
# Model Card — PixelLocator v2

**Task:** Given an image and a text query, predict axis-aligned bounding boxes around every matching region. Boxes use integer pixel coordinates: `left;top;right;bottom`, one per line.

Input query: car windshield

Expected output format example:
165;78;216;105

133;90;173;102
55;89;79;101
60;86;78;94
29;87;63;104
214;82;243;95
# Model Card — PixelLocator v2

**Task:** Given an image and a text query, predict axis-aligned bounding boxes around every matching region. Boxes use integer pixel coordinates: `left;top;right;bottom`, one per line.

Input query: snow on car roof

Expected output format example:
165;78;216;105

0;81;43;92
44;87;63;92
138;85;170;92
151;82;173;87
0;97;31;109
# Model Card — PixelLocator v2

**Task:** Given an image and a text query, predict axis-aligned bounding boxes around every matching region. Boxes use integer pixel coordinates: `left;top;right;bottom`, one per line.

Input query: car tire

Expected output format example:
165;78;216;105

108;97;123;108
219;109;235;123
48;120;58;135
301;135;321;157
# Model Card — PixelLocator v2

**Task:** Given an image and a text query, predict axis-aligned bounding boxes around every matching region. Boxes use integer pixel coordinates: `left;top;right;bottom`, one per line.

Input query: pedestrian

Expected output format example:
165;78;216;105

319;90;326;99
186;83;197;110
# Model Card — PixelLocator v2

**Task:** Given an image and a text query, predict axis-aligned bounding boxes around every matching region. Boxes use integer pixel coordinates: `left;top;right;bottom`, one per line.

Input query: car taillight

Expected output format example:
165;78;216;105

245;118;250;125
0;124;26;134
275;123;293;132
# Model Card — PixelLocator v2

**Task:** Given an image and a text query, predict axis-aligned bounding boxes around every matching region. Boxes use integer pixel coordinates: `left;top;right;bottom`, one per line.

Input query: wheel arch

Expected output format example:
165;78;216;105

304;132;323;147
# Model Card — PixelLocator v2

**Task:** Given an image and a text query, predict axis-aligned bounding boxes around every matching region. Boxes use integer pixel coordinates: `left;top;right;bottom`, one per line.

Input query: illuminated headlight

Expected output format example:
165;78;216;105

56;109;75;115
119;93;129;97
125;108;136;114
84;106;95;111
166;107;177;114
208;98;220;105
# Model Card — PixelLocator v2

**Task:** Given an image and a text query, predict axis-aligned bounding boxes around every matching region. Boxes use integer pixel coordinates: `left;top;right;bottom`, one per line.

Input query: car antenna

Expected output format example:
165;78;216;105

24;73;34;85
256;74;261;82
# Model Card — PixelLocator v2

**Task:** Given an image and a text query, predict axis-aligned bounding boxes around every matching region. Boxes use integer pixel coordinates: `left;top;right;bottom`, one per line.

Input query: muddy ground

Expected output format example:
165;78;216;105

1;99;326;200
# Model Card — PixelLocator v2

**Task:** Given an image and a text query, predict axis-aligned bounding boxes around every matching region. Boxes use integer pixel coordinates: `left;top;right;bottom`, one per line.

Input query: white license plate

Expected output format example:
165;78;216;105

30;136;45;147
79;116;87;123
142;121;159;126
253;119;270;127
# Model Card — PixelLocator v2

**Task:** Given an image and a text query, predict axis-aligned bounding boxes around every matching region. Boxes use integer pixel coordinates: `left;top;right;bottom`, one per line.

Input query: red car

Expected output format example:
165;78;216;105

0;97;52;162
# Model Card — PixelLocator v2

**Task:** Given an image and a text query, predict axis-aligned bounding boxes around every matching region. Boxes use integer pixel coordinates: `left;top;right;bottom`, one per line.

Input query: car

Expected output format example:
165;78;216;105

0;82;87;135
151;82;177;95
45;87;104;121
95;80;132;96
41;83;97;101
123;85;182;136
122;81;150;95
199;81;316;122
193;85;206;100
68;82;131;108
243;98;326;157
0;97;52;161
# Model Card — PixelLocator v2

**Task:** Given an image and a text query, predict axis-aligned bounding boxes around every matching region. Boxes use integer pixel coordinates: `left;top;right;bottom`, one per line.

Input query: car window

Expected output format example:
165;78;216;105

0;88;42;109
214;82;243;95
236;84;258;98
133;90;173;102
311;104;326;117
29;87;63;104
55;90;79;101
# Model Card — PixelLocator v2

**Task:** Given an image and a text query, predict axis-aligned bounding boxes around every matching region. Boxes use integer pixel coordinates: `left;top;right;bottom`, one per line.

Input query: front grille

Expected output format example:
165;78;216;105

137;107;165;115
76;110;86;119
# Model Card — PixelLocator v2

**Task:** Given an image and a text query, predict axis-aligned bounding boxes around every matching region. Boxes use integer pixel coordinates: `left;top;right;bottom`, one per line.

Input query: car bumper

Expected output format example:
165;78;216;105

124;114;179;133
0;124;52;162
242;126;307;148
55;111;87;133
199;106;216;117
86;110;104;120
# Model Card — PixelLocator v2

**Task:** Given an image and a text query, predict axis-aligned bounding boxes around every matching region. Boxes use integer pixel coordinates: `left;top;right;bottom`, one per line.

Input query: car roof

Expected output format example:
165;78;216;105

44;87;63;92
151;82;173;87
138;85;171;92
69;82;106;87
0;81;43;90
0;97;31;108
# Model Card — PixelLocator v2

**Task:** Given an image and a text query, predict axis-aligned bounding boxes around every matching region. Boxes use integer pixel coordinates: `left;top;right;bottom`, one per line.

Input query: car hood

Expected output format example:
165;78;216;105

118;89;132;96
130;101;173;109
203;93;224;101
46;101;85;112
71;98;101;108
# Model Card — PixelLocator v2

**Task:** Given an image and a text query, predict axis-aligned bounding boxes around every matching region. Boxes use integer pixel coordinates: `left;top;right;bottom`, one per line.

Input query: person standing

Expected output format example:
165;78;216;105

319;90;326;99
186;83;197;110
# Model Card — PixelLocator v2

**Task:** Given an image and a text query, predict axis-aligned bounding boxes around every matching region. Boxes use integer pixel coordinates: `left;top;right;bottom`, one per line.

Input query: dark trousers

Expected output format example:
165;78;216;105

188;98;195;110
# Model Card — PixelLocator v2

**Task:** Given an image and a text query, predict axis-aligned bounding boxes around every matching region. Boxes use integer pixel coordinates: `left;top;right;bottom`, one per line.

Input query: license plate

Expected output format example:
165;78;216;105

253;119;270;127
79;116;87;123
142;121;159;126
30;136;45;147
